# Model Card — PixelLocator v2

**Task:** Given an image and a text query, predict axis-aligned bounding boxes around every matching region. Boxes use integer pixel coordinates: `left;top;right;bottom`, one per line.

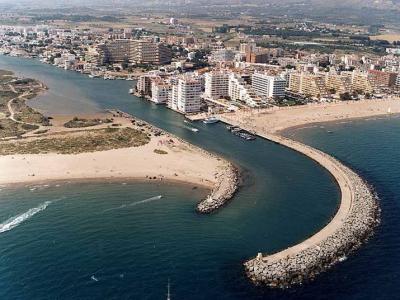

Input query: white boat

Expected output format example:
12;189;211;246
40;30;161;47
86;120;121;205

203;116;219;124
338;256;347;262
185;126;198;132
129;88;134;94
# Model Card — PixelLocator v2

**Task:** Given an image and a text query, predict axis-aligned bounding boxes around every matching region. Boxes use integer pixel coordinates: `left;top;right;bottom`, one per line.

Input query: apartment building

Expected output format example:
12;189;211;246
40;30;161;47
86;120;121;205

246;50;270;64
289;72;328;99
367;69;398;88
351;71;374;94
239;42;256;54
97;39;130;64
136;74;155;95
174;77;203;113
131;40;172;65
252;73;286;99
229;74;263;107
325;72;353;95
97;39;172;65
151;79;172;104
204;71;230;99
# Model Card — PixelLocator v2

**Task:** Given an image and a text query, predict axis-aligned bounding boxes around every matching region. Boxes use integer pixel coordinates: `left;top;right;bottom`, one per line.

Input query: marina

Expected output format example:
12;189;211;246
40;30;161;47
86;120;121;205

227;125;257;141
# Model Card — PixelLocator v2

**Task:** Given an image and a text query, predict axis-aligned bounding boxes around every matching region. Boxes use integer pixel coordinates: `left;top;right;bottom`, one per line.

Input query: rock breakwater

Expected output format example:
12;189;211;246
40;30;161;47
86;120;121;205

243;134;380;288
197;164;239;214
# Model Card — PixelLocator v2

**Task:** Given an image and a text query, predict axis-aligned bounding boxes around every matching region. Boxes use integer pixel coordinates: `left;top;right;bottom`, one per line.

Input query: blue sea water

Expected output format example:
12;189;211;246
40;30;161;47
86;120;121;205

0;56;399;299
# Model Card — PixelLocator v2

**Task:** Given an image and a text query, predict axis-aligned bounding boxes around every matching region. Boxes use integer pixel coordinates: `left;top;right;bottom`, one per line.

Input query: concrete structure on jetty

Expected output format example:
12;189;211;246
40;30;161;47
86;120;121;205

219;116;380;288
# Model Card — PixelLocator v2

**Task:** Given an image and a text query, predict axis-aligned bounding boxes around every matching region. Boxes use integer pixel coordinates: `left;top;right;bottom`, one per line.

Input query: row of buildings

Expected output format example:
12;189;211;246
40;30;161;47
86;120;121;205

288;69;399;98
136;70;288;114
136;65;400;115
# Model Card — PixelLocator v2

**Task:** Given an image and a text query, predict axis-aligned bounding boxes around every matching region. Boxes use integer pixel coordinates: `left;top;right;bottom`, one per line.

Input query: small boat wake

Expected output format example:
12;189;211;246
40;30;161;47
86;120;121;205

128;195;163;207
102;195;163;213
0;199;60;234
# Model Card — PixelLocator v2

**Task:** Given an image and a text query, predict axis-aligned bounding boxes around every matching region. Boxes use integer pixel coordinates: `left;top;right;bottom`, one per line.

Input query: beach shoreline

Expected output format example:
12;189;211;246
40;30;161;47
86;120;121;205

0;176;212;193
219;98;400;135
278;113;400;137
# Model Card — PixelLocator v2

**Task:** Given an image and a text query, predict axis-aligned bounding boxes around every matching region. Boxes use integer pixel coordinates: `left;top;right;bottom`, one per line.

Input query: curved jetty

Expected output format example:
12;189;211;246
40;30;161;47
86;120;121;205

197;163;239;213
243;133;380;288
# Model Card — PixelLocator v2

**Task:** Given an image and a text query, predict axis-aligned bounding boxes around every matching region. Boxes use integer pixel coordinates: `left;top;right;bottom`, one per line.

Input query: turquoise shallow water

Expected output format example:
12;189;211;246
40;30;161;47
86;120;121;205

0;55;398;299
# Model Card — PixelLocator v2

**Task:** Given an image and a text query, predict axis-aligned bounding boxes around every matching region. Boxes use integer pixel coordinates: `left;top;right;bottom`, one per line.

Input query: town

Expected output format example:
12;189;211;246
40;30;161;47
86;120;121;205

0;14;399;117
1;1;400;299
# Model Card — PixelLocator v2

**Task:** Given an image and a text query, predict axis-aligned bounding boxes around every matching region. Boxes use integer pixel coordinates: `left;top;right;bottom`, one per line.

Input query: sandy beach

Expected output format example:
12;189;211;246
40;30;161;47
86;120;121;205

0;136;226;187
0;113;229;189
220;98;400;134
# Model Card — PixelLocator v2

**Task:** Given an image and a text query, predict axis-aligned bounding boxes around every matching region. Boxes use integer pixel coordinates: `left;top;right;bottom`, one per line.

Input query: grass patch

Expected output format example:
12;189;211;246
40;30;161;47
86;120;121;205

12;99;50;125
153;149;168;155
0;119;26;138
0;127;150;155
64;117;112;128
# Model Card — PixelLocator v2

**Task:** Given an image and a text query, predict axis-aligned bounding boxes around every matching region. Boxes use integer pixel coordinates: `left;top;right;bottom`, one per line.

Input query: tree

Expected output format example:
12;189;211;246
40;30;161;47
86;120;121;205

340;92;351;101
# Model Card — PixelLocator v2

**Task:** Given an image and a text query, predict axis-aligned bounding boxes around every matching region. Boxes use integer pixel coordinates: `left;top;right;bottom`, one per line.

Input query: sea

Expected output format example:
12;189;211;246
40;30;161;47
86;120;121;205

0;55;399;299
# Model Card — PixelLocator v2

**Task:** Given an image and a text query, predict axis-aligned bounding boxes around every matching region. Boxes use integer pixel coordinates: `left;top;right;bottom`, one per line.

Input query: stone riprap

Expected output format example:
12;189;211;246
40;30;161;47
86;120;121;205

243;134;380;288
197;164;239;213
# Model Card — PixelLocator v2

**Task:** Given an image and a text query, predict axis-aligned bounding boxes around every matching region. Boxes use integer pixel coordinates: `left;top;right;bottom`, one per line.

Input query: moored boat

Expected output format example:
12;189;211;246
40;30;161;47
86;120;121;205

203;116;219;124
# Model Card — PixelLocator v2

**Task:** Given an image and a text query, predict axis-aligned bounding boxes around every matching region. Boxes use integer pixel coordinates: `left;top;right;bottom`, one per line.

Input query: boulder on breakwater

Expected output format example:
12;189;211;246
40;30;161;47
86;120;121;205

197;164;239;214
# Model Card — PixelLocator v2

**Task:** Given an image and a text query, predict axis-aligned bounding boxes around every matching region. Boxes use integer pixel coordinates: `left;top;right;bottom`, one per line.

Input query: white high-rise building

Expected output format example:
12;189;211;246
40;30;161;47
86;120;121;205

174;77;203;113
204;71;230;99
252;73;286;99
228;74;263;107
151;80;172;104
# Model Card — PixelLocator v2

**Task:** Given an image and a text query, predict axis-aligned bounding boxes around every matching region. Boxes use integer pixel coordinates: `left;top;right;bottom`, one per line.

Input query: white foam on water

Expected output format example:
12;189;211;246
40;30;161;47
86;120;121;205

0;199;60;234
